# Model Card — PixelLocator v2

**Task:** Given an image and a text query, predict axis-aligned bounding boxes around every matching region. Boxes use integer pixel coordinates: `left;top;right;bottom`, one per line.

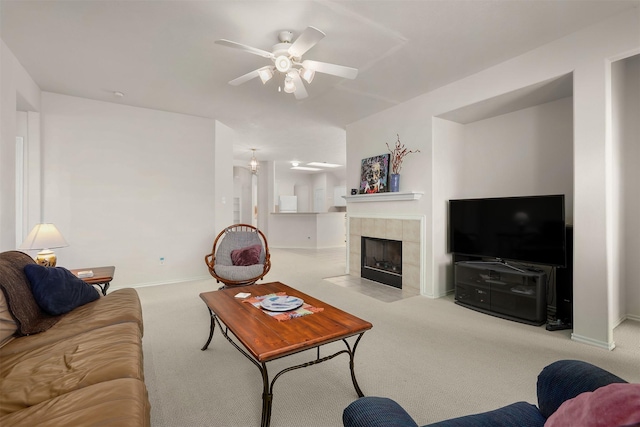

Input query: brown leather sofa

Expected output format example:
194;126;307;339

0;250;150;426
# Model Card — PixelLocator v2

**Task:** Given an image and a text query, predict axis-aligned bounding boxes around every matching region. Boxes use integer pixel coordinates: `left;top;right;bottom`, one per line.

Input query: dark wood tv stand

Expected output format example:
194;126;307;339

454;261;547;325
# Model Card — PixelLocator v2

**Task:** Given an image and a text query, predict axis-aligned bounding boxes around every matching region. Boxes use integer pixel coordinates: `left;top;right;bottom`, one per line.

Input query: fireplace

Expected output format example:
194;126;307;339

361;236;402;288
348;216;423;295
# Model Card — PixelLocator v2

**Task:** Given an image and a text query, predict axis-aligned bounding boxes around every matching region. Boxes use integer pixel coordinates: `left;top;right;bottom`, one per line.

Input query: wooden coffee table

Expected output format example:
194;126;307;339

200;281;372;427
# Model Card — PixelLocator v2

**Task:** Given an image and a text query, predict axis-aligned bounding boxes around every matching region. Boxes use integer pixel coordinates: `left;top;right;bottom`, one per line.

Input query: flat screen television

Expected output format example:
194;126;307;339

448;194;566;267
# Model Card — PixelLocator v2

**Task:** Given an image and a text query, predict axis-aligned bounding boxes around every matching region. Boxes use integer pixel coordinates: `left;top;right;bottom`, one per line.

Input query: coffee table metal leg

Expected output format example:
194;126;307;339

346;333;366;397
204;315;274;425
259;333;367;426
260;363;272;427
201;308;217;351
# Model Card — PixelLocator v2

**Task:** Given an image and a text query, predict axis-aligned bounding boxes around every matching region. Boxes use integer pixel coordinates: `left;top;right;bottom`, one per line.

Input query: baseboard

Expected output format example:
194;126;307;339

570;333;616;350
431;289;454;299
612;314;640;328
124;275;212;290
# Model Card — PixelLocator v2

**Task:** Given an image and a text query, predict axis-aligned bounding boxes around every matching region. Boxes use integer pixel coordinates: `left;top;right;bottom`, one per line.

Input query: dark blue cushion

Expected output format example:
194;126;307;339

24;264;100;316
425;402;545;427
343;397;420;427
343;398;545;427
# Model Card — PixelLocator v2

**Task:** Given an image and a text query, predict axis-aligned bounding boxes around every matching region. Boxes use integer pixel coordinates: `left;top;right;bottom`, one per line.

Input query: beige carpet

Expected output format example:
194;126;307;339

136;247;640;427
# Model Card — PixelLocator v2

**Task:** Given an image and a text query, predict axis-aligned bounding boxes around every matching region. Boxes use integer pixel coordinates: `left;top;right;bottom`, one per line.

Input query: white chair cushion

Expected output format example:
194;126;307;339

216;231;264;266
214;264;266;281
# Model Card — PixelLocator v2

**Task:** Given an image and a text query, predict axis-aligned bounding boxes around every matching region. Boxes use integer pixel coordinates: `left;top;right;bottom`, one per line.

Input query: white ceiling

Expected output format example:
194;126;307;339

2;0;637;176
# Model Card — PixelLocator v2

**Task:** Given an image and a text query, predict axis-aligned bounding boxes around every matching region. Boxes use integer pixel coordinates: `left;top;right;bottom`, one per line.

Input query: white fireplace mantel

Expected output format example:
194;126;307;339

343;192;423;202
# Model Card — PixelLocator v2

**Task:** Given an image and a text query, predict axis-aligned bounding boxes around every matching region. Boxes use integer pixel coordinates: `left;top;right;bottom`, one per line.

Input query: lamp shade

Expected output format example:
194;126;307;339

19;223;69;250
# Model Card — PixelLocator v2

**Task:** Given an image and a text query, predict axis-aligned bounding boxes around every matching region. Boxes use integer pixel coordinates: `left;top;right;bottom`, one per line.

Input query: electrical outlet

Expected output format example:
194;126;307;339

159;257;165;265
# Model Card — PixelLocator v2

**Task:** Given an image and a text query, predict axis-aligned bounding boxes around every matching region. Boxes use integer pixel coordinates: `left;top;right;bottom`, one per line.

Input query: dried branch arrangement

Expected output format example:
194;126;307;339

386;134;420;174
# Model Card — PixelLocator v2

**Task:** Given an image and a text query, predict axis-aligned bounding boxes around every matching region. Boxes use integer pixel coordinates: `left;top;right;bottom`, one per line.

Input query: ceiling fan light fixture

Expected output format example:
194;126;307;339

258;67;273;84
275;55;292;73
283;76;296;94
300;67;315;84
217;26;358;98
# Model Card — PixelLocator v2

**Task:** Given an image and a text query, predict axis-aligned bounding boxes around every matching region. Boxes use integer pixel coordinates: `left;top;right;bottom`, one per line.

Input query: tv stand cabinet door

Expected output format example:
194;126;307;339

454;262;547;325
454;264;491;310
488;270;546;324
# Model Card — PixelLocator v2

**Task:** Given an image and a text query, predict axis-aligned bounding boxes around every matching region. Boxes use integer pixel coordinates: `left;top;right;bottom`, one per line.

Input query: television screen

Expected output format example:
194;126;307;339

449;195;566;266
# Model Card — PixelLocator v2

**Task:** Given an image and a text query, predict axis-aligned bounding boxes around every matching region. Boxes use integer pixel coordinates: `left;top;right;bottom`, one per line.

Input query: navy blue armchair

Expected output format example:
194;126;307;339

343;360;629;427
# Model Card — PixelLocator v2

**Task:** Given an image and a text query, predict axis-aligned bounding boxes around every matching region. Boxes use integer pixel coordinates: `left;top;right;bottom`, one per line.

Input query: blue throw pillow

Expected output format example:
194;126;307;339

24;264;100;316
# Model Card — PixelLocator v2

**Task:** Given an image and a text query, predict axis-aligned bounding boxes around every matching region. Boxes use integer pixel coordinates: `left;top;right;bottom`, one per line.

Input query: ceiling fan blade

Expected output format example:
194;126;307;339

288;26;325;58
301;60;358;79
228;68;261;86
290;71;308;100
215;39;274;59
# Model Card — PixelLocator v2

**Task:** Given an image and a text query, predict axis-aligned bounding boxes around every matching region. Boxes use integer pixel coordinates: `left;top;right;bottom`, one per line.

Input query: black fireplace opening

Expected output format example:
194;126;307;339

361;236;402;289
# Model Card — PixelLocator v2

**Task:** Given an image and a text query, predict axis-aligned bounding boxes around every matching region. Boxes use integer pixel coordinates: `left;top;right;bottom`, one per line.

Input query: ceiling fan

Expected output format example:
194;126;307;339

215;27;358;100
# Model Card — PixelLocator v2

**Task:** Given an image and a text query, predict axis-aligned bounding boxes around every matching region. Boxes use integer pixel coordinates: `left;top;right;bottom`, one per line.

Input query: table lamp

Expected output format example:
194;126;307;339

19;223;69;267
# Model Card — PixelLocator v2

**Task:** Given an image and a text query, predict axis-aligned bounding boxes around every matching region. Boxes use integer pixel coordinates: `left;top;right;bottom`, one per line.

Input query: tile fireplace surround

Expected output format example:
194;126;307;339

347;215;425;294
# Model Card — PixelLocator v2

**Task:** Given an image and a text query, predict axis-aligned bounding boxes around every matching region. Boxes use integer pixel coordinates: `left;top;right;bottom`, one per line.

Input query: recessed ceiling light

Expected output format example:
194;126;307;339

307;162;341;168
113;91;124;98
291;166;322;171
291;161;300;167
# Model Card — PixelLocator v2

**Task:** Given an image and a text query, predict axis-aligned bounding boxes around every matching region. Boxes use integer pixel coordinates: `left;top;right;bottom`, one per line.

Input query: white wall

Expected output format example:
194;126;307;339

294;182;311;212
276;168;297;198
346;11;639;348
317;212;346;247
274;169;344;213
612;54;640;322
624;55;640;320
611;59;625;327
2;38;237;289
22;111;42;241
312;173;327;212
432;118;465;297
233;166;253;224
269;212;345;248
318;172;345;211
276;168;312;212
39;93;227;287
0;40;41;250
213;120;235;233
457;98;573;216
258;160;272;234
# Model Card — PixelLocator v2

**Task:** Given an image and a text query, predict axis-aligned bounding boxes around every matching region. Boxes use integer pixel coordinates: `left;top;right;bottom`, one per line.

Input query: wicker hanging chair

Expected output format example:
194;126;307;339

204;224;271;288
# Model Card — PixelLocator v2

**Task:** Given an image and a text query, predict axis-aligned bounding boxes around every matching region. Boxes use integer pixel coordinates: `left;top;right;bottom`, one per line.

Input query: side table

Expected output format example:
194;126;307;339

70;266;115;296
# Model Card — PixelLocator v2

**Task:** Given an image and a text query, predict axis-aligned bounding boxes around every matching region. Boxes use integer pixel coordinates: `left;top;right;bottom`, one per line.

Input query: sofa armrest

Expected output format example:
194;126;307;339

343;397;420;427
537;359;627;419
